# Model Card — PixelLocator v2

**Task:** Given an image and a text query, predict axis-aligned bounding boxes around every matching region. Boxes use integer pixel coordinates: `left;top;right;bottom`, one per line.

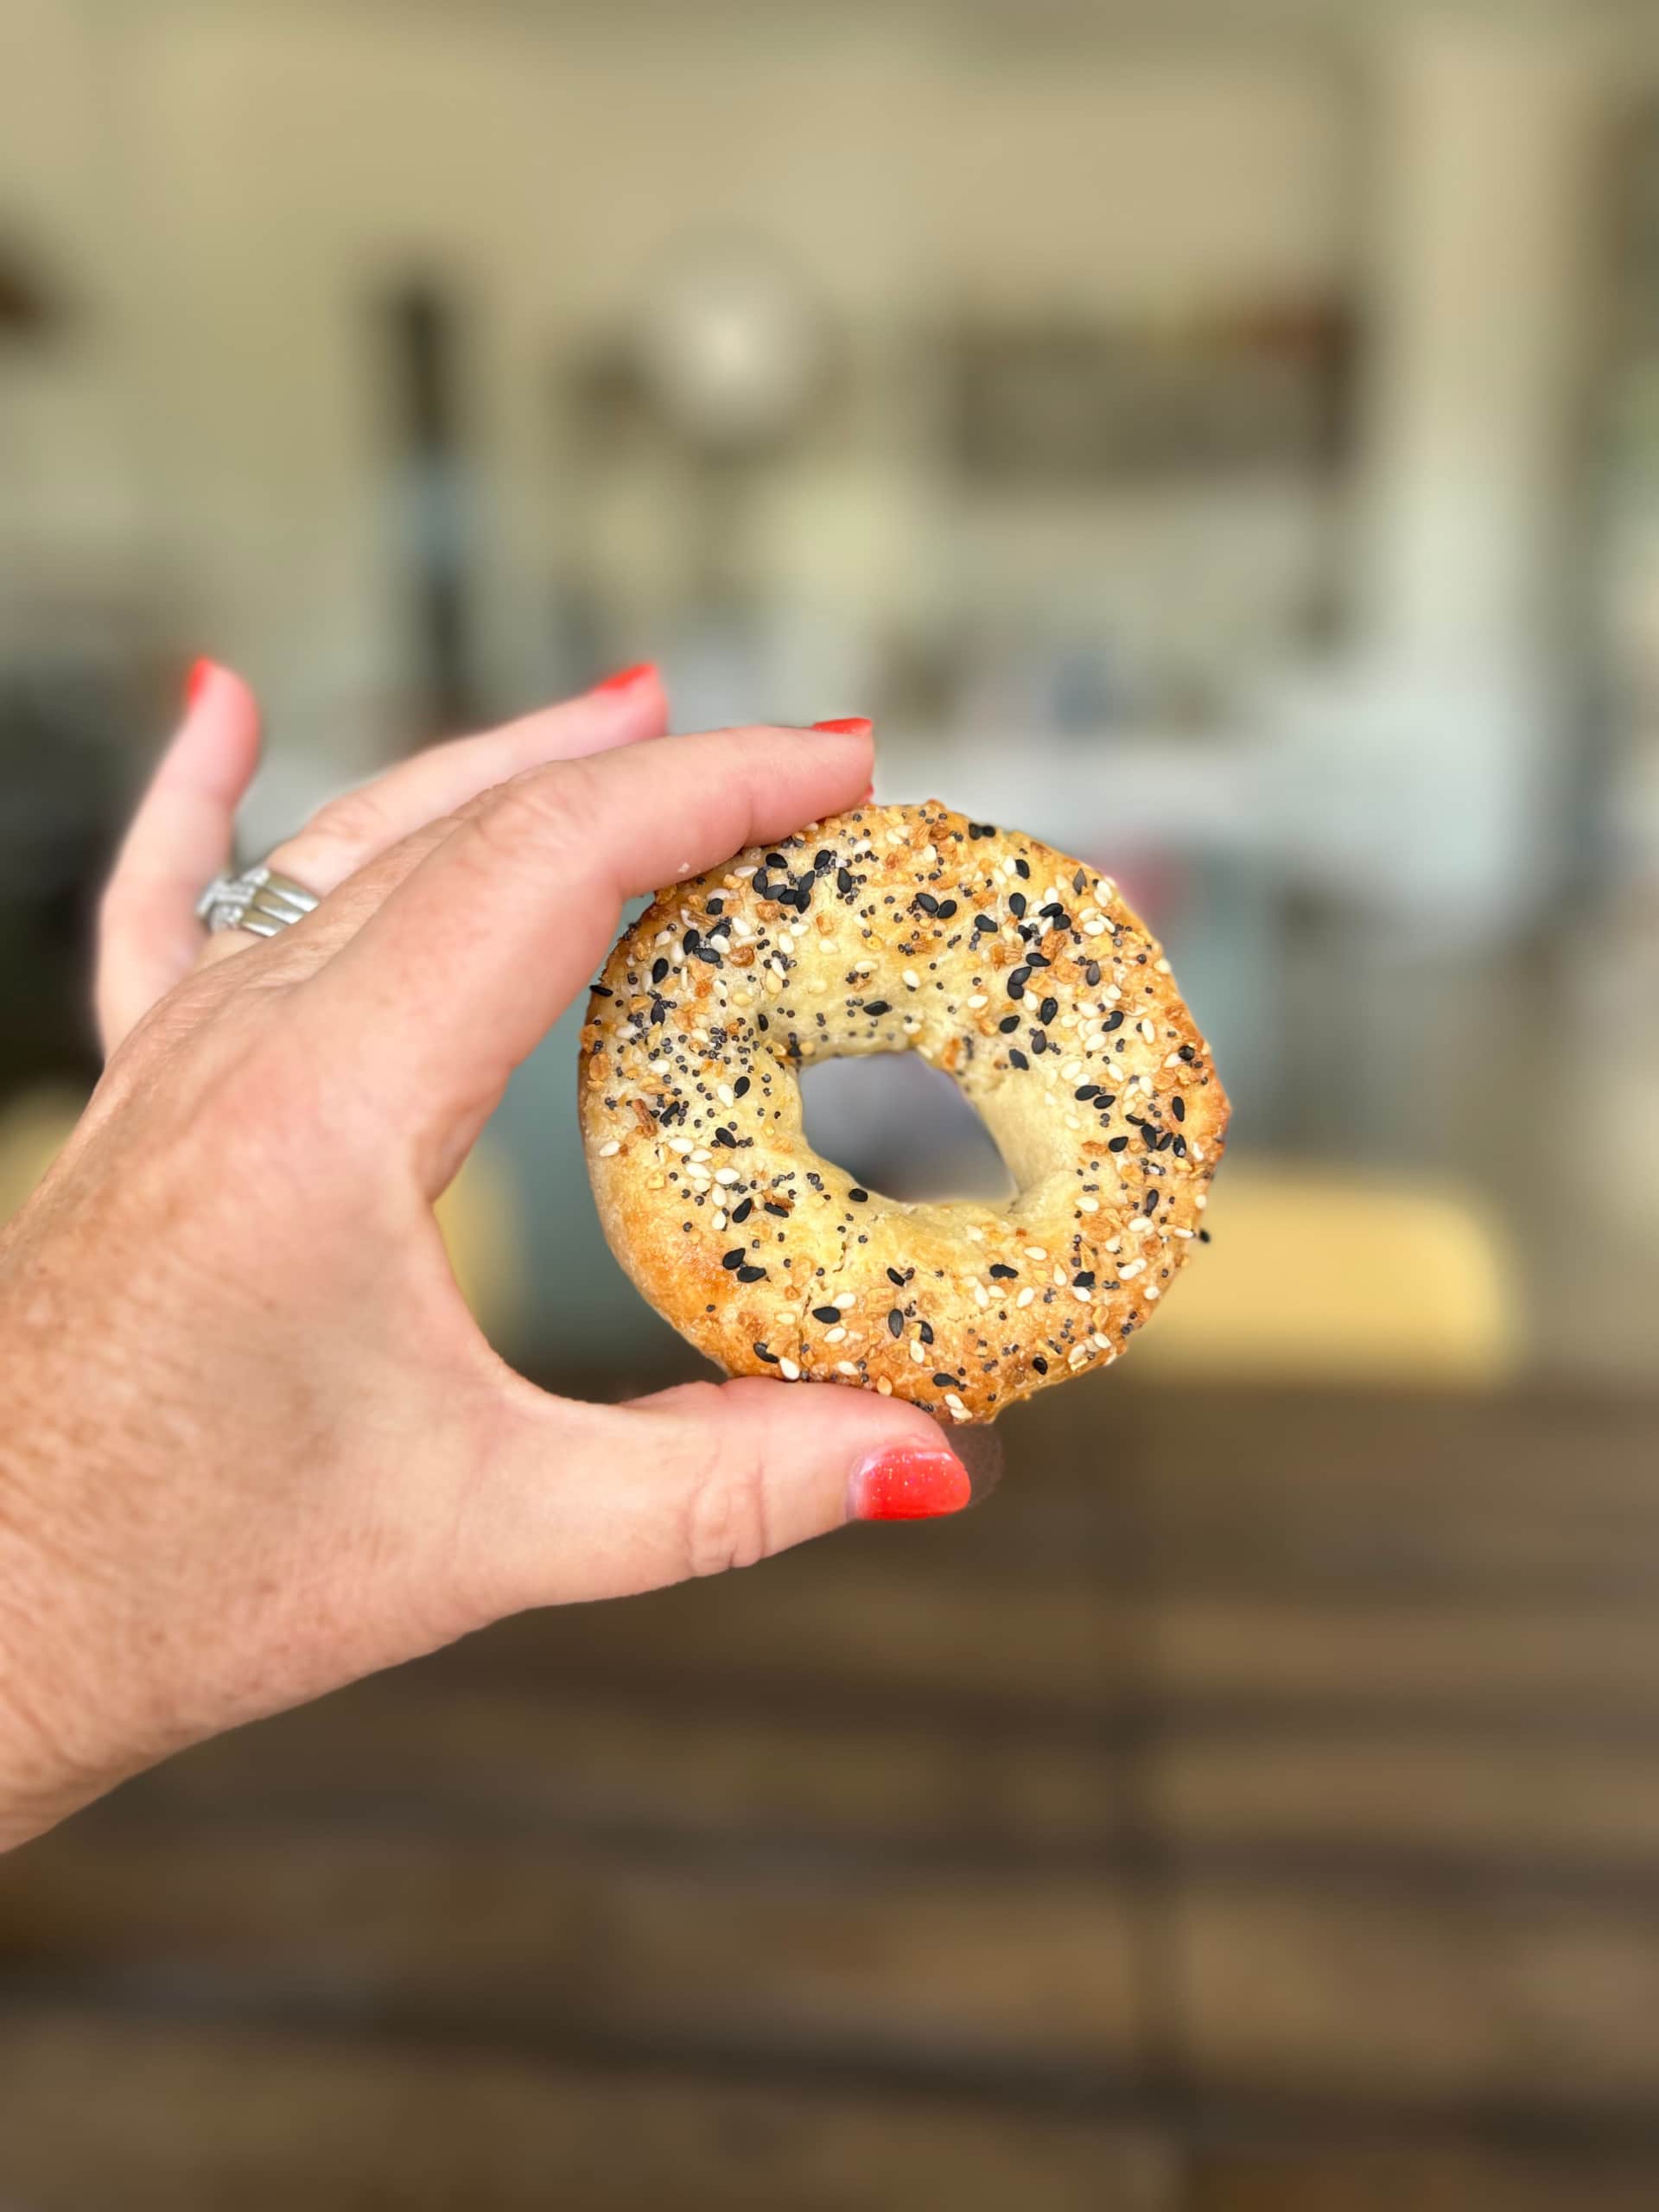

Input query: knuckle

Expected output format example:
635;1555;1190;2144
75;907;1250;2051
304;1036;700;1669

677;1396;772;1579
296;781;388;861
469;764;598;880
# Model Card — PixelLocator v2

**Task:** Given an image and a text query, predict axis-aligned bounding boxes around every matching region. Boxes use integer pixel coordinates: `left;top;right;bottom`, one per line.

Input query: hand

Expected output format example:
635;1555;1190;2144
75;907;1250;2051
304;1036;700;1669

0;667;973;1850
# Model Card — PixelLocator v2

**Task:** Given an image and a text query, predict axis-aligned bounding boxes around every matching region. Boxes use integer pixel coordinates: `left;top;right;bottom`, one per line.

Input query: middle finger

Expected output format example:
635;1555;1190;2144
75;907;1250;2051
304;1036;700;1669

198;664;664;967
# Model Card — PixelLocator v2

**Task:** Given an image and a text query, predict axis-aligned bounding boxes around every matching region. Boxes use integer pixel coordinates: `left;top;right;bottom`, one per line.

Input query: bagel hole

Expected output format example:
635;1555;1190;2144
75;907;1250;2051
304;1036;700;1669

798;1053;1014;1205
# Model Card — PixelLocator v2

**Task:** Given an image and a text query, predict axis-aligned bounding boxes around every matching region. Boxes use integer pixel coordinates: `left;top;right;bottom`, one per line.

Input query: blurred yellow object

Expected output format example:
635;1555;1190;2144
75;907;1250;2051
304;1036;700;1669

431;1142;527;1342
1133;1166;1520;1386
0;1089;84;1225
1;1083;523;1343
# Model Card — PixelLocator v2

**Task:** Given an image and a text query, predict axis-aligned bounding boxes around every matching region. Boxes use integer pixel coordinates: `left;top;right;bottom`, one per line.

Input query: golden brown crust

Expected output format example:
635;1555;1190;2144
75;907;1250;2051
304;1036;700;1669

580;800;1228;1421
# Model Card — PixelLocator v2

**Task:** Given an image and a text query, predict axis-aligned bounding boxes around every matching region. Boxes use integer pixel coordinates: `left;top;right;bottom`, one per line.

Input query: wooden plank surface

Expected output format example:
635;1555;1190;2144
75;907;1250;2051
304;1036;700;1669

1;1825;1141;2072
131;1673;1125;1856
1177;1879;1659;2109
1185;2145;1659;2212
0;2011;1175;2212
1152;1729;1659;1869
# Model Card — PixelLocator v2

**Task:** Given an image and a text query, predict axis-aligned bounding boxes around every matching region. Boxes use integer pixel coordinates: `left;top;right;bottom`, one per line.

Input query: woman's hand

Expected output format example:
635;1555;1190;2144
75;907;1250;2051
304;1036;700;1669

0;669;970;1850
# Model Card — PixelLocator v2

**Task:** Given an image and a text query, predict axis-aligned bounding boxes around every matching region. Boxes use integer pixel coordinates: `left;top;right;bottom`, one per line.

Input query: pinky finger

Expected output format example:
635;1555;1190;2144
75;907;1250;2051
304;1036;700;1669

96;660;261;1054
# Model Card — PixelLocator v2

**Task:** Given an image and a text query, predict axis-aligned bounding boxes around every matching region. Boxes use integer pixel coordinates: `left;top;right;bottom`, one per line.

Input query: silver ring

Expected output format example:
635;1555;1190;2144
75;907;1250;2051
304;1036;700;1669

196;861;321;938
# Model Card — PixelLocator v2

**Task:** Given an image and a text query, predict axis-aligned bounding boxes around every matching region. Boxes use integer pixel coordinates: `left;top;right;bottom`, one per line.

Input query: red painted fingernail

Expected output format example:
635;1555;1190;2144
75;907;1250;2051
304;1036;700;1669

185;658;218;710
851;1446;972;1522
811;717;873;734
594;661;656;694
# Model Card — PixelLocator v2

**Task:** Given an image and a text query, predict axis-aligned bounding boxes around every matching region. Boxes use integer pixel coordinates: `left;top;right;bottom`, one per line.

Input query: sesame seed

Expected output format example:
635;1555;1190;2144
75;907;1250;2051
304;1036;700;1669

599;1140;621;1157
779;1358;801;1381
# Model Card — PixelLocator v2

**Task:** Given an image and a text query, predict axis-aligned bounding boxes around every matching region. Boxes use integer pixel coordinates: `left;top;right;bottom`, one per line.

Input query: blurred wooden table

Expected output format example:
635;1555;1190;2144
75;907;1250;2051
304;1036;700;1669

4;1382;1659;2210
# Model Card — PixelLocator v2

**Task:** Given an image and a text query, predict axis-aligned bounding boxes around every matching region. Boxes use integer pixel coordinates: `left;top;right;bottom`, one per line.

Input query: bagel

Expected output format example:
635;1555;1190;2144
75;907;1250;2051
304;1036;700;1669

580;800;1227;1421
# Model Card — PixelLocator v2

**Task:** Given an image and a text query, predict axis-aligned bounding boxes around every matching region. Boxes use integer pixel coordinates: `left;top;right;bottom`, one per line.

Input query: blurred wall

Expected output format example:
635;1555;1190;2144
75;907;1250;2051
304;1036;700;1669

1;0;1351;748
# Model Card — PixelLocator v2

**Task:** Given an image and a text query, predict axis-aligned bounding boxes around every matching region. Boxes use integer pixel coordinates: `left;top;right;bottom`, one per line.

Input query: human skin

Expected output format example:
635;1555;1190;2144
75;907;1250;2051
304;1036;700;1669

0;667;969;1851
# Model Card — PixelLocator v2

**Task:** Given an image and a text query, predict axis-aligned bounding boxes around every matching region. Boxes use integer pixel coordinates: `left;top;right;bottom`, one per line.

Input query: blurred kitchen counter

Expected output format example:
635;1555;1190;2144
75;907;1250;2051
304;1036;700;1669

4;1377;1659;2209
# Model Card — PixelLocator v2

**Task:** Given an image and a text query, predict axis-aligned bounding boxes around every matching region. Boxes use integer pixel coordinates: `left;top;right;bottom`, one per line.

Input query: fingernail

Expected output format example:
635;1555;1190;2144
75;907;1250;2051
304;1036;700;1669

185;658;219;710
811;717;873;735
594;661;657;694
851;1446;972;1522
855;782;875;804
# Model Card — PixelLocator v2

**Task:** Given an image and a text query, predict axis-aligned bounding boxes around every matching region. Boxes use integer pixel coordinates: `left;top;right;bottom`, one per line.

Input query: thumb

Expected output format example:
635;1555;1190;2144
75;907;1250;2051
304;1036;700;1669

479;1378;983;1611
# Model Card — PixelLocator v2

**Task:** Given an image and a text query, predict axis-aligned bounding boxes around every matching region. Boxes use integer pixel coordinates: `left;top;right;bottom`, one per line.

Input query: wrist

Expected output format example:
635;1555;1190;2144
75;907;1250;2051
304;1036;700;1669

0;1235;129;1847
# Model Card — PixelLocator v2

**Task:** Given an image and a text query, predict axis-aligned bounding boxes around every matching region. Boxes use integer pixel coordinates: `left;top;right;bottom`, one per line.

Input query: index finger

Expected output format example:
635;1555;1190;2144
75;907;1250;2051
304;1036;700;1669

298;721;874;1174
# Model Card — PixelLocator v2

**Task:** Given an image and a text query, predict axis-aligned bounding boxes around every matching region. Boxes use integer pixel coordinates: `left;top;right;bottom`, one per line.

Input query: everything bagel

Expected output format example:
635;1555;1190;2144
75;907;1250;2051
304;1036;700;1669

580;801;1227;1421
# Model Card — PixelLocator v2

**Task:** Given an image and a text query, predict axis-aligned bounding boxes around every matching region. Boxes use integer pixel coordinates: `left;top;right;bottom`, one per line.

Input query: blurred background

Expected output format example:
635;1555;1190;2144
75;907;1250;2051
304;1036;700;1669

3;0;1659;2205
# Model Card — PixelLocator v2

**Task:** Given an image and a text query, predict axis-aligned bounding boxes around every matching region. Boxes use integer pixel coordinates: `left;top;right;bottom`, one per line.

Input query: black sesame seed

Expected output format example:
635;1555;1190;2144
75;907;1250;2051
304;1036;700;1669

814;849;833;872
1108;1135;1128;1152
1029;1033;1046;1054
989;1263;1018;1280
766;851;787;868
730;1198;753;1223
1032;1356;1048;1375
1076;1085;1099;1101
1085;963;1101;986
721;1250;746;1270
1008;1048;1029;1069
590;983;613;998
936;899;957;919
1105;1010;1126;1032
998;1014;1020;1033
887;1266;908;1287
736;1264;766;1283
714;1128;738;1147
1025;950;1051;968
932;1374;957;1388
863;1000;892;1017
973;914;996;934
1007;969;1030;998
652;958;669;984
1173;1135;1188;1158
887;1309;905;1337
734;1076;750;1098
1198;1227;1211;1243
918;1319;934;1344
1009;893;1027;919
1039;995;1058;1025
1014;858;1030;879
915;891;938;914
849;1188;868;1203
1179;1044;1196;1062
1039;902;1065;920
1074;1271;1095;1288
836;868;853;894
764;1201;790;1218
1172;1095;1186;1122
753;1343;778;1364
1073;868;1088;893
692;944;721;963
812;1305;842;1325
